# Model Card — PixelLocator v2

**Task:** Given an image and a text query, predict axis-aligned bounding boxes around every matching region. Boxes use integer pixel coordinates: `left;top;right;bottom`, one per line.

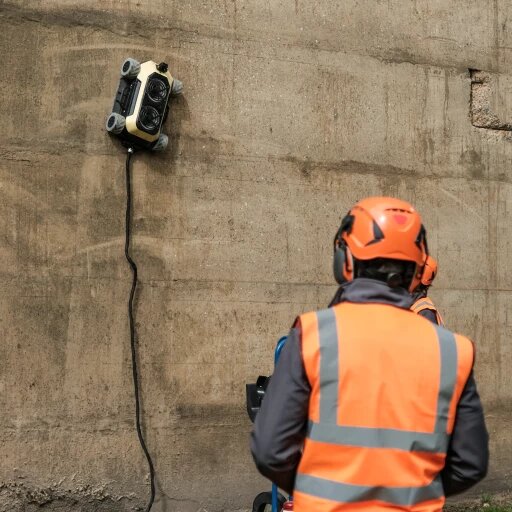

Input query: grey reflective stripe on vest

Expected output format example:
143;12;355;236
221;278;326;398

317;308;339;424
307;422;450;453
433;324;458;434
295;474;444;506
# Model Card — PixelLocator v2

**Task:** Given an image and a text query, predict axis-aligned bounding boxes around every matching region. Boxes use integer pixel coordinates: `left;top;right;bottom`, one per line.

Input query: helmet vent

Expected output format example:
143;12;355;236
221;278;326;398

386;207;409;213
372;220;384;240
365;220;384;246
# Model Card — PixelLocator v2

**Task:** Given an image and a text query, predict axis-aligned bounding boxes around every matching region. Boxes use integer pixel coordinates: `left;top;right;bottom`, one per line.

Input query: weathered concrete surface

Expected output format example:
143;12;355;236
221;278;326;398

1;0;512;510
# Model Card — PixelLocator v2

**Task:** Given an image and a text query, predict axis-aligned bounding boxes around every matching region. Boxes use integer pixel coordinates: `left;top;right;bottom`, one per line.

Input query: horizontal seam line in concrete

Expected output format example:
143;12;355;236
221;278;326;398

2;276;512;294
1;156;510;187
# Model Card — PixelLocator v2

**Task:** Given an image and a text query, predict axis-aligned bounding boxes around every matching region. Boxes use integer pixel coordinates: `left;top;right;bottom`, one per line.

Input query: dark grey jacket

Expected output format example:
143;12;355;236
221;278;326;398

250;279;489;496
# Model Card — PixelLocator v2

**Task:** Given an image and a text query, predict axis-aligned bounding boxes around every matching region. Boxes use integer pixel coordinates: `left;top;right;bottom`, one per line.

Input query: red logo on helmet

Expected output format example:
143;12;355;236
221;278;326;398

394;214;407;225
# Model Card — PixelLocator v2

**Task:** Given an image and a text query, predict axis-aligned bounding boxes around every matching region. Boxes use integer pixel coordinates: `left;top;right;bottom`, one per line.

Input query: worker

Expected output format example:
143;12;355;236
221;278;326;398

411;255;444;325
251;197;488;512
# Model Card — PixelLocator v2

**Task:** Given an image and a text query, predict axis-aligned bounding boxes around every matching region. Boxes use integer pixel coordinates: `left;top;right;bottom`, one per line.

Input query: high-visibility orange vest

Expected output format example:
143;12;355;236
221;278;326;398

293;302;474;512
411;296;444;326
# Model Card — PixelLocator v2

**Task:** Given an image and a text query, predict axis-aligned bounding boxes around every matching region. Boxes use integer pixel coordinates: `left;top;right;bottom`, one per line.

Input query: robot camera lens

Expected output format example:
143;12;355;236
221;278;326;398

139;106;161;132
147;78;169;103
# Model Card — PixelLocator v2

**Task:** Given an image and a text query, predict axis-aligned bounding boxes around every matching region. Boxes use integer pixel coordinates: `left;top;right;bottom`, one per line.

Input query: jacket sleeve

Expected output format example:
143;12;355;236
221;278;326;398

441;371;489;496
250;327;310;494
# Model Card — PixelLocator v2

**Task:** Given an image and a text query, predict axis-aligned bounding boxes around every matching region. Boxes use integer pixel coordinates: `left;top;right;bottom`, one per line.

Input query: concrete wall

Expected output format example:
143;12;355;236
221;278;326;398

1;1;511;510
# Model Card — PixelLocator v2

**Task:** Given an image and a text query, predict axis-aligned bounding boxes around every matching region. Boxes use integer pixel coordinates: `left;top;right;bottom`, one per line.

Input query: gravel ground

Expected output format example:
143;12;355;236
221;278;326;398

446;493;512;512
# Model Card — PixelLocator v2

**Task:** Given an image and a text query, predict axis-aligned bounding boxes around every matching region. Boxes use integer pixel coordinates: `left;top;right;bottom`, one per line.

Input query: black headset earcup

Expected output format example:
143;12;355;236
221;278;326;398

333;247;347;285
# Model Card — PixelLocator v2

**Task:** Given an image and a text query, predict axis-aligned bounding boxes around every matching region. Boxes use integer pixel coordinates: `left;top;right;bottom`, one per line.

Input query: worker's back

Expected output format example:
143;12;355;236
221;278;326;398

294;301;474;512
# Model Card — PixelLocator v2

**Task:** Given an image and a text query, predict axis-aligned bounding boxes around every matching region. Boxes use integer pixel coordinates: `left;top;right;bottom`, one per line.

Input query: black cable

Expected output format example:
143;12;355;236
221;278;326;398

125;147;157;512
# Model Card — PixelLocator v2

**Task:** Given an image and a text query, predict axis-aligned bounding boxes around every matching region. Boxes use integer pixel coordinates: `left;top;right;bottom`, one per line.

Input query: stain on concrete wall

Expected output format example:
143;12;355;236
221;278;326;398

1;1;512;510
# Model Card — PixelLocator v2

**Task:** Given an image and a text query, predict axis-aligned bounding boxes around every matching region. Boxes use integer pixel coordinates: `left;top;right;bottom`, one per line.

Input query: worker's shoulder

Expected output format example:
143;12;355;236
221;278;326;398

424;321;475;366
451;328;475;356
425;318;472;343
294;306;337;326
411;295;438;311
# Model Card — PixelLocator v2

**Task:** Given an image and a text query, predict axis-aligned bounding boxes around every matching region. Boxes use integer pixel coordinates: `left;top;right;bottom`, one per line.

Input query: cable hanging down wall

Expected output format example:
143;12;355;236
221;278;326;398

125;148;157;512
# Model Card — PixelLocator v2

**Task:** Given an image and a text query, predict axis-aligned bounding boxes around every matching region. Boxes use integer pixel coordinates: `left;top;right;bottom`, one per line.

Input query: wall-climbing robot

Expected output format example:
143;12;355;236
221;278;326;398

106;58;183;151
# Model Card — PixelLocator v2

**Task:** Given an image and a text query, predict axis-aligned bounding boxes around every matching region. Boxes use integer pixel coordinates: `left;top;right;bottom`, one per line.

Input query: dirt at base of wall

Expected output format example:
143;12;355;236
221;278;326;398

0;482;137;512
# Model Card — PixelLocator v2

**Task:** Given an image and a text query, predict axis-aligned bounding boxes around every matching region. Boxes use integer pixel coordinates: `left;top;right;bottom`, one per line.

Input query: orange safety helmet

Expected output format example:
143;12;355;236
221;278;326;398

420;255;438;287
333;197;428;292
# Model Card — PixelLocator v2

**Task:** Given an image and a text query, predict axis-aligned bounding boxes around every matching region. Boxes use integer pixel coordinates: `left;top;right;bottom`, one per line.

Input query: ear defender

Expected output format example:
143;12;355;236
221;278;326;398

409;253;429;292
418;254;437;288
333;218;354;285
408;225;430;292
333;244;347;285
